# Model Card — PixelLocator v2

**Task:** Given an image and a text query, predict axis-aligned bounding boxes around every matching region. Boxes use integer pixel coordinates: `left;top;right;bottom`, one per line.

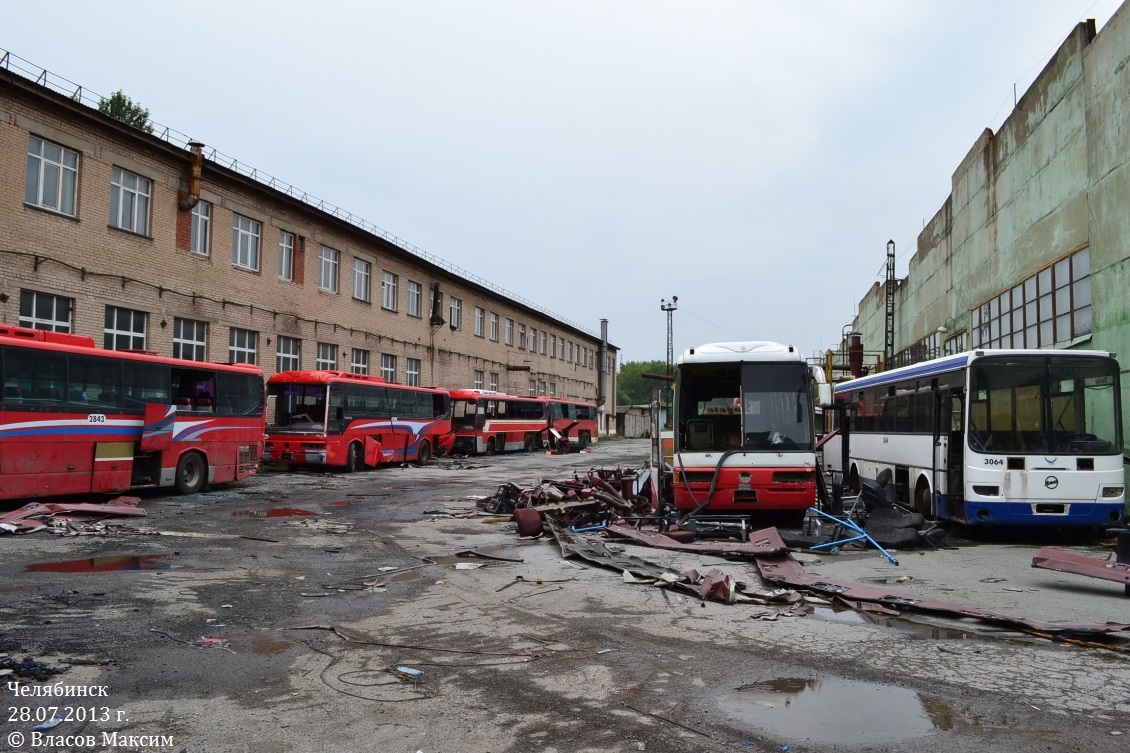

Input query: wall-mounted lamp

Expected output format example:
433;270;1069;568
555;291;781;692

936;316;956;336
160;319;168;328
266;338;271;345
0;293;9;303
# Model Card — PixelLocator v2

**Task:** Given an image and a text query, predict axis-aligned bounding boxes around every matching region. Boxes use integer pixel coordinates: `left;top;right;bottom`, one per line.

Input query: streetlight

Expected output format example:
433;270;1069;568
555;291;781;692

660;296;678;428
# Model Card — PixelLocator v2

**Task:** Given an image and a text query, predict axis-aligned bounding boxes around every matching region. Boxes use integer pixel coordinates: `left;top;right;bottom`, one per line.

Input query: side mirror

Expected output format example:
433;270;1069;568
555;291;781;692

817;384;832;407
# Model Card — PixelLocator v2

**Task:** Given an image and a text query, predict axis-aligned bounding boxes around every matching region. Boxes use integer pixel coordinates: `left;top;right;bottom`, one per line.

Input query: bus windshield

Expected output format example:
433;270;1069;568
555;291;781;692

678;362;813;451
968;355;1122;454
267;384;328;431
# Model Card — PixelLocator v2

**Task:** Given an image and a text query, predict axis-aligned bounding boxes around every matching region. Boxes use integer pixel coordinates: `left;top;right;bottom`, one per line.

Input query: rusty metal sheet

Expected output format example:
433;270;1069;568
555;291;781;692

1031;547;1130;586
603;523;791;558
751;546;1129;636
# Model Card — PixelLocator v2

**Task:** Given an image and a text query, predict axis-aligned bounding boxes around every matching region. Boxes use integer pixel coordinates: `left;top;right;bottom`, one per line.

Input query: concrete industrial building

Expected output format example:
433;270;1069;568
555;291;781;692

840;6;1130;453
0;51;618;432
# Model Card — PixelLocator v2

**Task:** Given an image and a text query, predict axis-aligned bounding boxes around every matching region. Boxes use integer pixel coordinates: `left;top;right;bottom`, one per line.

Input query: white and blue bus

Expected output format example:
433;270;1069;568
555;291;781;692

822;349;1125;527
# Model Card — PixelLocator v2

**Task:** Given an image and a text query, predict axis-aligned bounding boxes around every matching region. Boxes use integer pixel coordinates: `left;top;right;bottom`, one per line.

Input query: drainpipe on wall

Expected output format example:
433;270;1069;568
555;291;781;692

598;319;609;435
178;142;204;211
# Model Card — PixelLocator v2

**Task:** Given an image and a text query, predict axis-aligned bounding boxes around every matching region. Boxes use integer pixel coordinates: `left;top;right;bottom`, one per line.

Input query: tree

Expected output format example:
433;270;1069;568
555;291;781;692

98;90;153;134
617;359;670;406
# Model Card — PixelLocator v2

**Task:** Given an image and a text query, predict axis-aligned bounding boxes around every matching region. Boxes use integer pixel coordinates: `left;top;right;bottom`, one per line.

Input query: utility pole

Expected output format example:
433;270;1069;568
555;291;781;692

660;296;678;427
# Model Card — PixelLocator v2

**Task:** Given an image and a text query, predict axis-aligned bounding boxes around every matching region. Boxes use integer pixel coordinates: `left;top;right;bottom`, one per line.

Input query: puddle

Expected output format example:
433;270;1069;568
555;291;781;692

231;508;317;518
809;606;972;640
719;677;998;745
390;571;421;583
26;555;178;573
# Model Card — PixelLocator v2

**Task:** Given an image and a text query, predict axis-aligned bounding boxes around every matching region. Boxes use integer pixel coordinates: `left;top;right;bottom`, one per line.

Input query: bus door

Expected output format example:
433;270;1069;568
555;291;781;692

944;388;966;518
385;389;412;462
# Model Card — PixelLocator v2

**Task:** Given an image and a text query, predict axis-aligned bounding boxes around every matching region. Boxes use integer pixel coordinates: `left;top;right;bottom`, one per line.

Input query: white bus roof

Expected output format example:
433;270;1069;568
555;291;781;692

834;348;1117;393
677;341;804;365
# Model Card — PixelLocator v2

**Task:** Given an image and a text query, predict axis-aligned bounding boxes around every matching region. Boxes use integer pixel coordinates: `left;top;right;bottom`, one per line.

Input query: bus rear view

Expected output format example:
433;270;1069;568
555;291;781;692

673;341;827;528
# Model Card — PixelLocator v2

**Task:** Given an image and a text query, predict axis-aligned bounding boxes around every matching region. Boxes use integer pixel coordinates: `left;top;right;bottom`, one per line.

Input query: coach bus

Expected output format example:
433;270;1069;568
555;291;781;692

671;341;830;527
264;370;453;470
449;389;548;454
545;397;599;449
0;324;264;500
823;349;1125;527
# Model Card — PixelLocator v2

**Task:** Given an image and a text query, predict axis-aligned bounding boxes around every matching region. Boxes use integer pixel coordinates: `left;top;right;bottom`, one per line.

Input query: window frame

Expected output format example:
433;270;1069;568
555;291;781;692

276;335;301;372
228;327;259;365
316;342;338;370
25;135;78;216
318;245;340;293
109;166;151;235
351;348;370;375
353;257;372;303
104;306;147;351
380;353;397;382
232;214;262;271
190;201;212;257
407;280;421;317
278;231;295;281
172;318;208;361
406;358;421;387
19;290;73;332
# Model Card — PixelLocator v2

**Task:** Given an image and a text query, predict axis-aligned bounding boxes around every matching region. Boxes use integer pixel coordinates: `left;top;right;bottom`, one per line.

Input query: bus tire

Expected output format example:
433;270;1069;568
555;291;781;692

524;433;537;452
417;441;431;465
346;442;363;473
485;437;497;456
914;479;932;516
175;451;206;495
846;467;860;495
578;431;590;449
514;507;543;537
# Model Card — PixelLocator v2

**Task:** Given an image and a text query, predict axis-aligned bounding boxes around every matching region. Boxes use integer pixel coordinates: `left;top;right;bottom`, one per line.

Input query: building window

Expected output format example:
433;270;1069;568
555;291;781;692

529;328;537;352
528;379;536;397
548;383;556;397
353;258;372;302
173;318;207;361
505;318;514;345
489;372;499;391
406;358;421;386
407;280;421;317
104;306;146;351
316;342;338;370
474;370;484;390
351;349;369;375
190;201;211;256
517;324;526;350
232;214;261;270
110;166;151;235
550;335;557;358
228;328;258;364
279;231;295;281
568;341;574;362
474;307;485;337
540;331;547;355
972;247;1091;350
319;246;339;293
19;291;72;332
490;313;499;342
25;136;78;216
381;354;397;382
538;381;547;396
449;297;462;330
943;332;968;356
382;271;399;311
276;336;301;372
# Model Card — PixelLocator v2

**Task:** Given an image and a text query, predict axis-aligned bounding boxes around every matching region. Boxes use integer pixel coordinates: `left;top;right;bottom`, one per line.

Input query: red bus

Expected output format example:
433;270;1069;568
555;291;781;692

264;370;453;470
450;389;548;454
546;397;599;449
0;324;265;500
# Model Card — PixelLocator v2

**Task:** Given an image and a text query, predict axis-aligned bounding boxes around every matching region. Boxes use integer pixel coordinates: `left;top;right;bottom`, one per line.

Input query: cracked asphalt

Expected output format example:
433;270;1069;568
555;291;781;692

1;438;1128;753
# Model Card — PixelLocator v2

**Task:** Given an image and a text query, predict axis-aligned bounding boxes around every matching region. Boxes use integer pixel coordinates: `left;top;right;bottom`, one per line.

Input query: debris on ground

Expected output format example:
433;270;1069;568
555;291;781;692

0;496;146;535
1032;545;1130;591
0;655;68;681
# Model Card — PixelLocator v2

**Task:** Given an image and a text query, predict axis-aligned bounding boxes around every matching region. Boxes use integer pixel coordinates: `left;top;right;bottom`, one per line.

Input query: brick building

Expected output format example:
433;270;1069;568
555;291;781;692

0;54;617;430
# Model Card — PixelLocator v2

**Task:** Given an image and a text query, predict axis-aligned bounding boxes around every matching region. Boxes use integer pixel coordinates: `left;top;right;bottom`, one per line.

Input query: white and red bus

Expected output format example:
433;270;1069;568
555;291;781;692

264;370;453;470
546;397;599;449
671;341;830;527
449;389;549;454
0;324;265;500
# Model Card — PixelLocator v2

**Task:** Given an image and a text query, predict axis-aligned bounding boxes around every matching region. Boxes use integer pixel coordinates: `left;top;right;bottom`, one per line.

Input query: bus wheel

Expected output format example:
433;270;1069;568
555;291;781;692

346;443;363;473
524;433;537;452
417;441;431;465
175;452;206;495
485;437;497;455
847;467;860;495
578;431;590;449
914;479;931;515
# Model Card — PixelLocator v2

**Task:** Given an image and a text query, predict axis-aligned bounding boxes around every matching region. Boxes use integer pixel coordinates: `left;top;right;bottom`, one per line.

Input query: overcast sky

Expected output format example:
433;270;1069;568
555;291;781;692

4;0;1124;365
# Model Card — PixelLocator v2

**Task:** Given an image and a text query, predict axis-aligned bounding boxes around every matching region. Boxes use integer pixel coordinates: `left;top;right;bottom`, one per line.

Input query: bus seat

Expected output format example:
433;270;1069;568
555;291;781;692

174;397;192;410
195;397;214;411
686;419;712;450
